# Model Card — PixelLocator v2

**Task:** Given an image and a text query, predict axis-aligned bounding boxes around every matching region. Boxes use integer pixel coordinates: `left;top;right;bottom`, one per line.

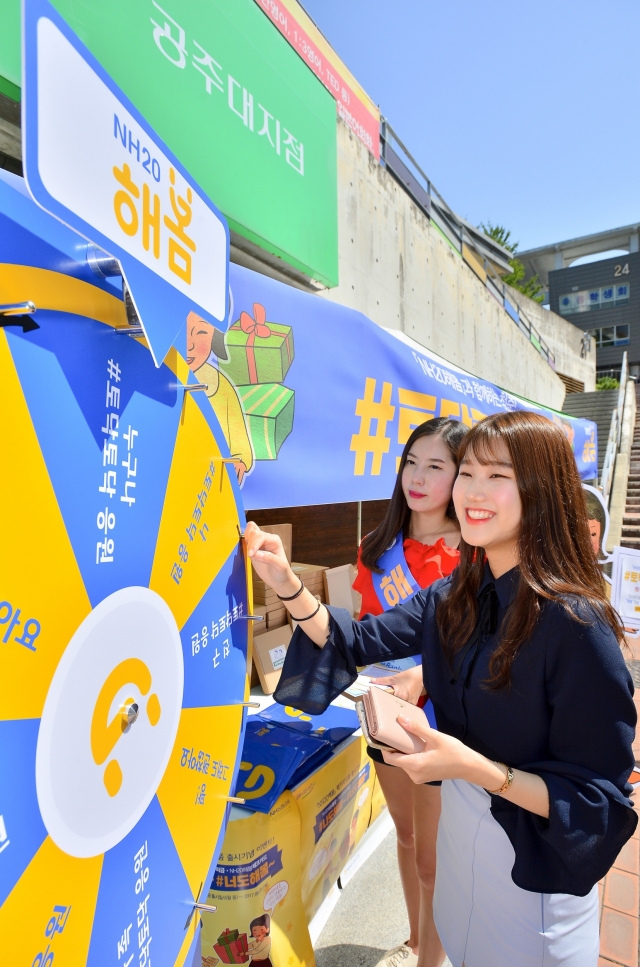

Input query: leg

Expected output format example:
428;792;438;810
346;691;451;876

412;784;446;967
374;760;421;953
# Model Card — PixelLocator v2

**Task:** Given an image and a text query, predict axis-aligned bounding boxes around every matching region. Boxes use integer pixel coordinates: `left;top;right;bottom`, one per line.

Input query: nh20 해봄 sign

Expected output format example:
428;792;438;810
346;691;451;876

22;0;229;366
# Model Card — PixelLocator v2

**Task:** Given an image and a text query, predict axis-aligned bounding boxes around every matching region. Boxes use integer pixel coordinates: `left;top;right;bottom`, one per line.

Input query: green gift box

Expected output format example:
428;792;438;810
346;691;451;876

220;303;294;386
239;383;295;461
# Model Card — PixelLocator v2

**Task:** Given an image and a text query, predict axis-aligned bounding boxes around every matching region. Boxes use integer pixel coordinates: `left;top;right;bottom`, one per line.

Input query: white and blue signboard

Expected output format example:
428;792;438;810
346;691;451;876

22;0;230;367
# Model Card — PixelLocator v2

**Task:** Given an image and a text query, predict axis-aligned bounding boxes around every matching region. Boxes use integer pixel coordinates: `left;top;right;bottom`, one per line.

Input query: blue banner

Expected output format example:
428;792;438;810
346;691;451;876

211;844;283;892
186;262;597;508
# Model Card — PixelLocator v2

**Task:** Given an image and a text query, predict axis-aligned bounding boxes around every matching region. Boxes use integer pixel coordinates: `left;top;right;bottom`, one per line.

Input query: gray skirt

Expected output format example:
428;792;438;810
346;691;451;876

433;779;599;967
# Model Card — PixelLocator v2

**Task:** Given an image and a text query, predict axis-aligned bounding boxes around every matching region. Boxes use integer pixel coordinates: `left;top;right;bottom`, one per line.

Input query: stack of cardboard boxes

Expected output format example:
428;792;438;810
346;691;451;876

250;523;363;695
251;522;293;637
251;561;329;694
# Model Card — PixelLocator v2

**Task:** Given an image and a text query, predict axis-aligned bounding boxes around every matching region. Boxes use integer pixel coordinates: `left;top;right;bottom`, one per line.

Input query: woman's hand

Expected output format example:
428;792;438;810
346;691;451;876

382;715;550;817
381;715;474;783
374;665;425;705
244;521;298;596
244;522;331;647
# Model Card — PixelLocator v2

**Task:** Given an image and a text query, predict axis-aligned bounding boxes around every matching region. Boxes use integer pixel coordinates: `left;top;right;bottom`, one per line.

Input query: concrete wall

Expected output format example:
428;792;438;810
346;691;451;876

505;286;596;392
317;119;575;411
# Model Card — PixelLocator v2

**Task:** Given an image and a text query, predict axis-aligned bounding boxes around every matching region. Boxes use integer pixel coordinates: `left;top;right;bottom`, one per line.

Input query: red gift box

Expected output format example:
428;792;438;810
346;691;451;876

213;928;249;964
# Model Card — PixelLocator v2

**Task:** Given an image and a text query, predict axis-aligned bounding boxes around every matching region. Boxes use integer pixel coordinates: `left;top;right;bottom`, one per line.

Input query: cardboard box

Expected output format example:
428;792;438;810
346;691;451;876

252;588;280;607
252;605;267;637
324;563;360;616
249;656;260;689
253;562;327;608
290;562;329;583
250;522;292;564
253;588;325;607
267;607;288;630
252;625;292;694
269;522;293;562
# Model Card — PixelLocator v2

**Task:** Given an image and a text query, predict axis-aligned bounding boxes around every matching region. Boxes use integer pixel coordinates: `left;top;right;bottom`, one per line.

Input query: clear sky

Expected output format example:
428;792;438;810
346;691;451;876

302;0;639;254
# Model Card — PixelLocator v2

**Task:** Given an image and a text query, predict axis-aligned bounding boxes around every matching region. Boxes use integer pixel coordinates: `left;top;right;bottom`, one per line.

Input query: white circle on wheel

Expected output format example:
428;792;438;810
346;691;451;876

35;586;184;858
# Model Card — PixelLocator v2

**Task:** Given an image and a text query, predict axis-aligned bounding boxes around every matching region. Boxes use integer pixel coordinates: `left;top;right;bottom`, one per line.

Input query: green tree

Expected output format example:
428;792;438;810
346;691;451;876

480;221;544;303
596;376;620;391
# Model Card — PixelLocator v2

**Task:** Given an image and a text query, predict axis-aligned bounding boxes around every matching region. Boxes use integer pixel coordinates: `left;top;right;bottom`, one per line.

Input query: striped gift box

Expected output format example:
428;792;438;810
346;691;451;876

238;383;295;461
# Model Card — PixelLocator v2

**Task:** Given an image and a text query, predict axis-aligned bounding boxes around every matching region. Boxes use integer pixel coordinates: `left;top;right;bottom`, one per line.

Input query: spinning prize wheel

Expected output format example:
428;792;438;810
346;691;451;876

0;255;249;966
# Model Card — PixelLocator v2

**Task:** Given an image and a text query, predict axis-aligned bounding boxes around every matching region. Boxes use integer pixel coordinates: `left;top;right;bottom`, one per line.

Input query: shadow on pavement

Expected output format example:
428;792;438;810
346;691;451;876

314;944;387;967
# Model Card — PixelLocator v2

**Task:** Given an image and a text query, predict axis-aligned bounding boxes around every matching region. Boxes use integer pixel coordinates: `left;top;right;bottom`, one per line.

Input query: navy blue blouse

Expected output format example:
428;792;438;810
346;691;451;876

274;565;638;896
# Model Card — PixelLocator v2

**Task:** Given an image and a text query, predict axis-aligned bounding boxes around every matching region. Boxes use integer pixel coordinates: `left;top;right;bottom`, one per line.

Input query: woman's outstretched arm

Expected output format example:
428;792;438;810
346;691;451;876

245;521;331;647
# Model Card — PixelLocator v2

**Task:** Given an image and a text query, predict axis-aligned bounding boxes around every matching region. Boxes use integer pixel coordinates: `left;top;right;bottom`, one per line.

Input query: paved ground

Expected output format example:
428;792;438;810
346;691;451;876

597;638;640;967
314;830;452;967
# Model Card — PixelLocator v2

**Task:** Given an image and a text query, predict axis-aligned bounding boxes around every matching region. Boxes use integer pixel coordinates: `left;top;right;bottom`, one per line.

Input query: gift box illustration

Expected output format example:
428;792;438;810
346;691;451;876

238;383;295;461
220;303;294;386
214;927;249;964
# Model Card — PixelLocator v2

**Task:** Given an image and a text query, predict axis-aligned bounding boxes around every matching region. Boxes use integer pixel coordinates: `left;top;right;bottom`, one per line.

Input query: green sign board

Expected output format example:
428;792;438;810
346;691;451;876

0;0;21;99
0;0;338;286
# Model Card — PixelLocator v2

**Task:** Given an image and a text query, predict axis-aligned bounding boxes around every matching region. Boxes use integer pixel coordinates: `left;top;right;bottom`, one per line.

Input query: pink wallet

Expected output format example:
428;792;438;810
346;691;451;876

360;686;428;754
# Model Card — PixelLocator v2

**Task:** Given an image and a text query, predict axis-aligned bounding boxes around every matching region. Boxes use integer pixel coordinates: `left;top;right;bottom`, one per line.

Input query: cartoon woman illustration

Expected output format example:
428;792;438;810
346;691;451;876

248;914;273;967
186;310;254;485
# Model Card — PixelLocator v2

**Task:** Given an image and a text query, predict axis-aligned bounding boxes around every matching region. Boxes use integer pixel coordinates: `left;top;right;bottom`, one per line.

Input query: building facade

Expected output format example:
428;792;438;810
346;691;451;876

549;252;639;377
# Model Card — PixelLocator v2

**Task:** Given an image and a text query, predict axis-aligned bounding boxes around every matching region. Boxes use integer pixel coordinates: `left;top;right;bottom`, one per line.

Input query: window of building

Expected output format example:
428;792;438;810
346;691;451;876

588;324;630;348
559;283;630;314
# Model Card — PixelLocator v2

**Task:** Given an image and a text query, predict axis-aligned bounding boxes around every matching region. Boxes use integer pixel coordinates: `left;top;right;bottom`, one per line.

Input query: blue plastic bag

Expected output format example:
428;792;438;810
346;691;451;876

234;734;301;813
246;717;332;785
260;701;359;746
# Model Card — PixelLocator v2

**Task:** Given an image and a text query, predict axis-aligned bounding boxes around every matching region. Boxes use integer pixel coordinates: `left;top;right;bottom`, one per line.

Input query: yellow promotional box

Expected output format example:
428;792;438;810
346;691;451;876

201;792;314;967
292;736;374;922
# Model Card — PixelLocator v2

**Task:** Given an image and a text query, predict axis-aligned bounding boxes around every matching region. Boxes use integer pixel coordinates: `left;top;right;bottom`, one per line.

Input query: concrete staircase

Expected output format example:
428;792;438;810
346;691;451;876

621;385;640;548
562;388;618;481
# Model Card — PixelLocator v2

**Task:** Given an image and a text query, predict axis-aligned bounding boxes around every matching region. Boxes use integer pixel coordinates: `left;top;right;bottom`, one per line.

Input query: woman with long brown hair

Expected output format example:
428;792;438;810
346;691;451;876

354;417;467;967
245;411;637;966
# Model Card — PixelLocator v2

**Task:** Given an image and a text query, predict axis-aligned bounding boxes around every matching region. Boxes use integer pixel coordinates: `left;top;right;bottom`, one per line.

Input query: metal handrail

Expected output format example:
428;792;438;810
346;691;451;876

380;119;432;201
379;120;556;370
600;351;628;503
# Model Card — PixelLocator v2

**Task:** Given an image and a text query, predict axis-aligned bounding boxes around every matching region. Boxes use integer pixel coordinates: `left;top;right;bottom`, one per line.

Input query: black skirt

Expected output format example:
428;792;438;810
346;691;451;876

366;741;441;785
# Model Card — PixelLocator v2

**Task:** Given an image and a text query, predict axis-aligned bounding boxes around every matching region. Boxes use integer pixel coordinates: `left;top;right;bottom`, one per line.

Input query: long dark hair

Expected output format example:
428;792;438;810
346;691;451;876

360;418;469;573
436;411;624;689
